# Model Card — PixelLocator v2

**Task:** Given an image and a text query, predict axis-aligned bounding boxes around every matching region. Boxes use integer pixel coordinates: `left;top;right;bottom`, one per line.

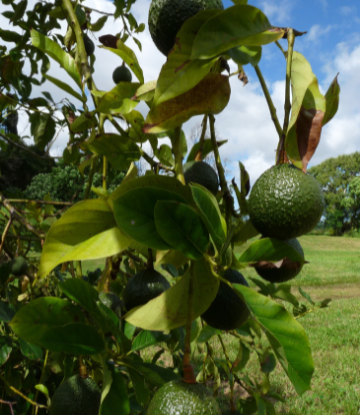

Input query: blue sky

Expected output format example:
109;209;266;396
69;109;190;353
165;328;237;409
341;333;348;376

1;0;359;184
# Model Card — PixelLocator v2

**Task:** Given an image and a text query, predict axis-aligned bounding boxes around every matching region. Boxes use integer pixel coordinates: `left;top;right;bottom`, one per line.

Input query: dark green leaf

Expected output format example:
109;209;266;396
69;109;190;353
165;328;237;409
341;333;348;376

127;366;150;406
323;74;340;126
69;112;94;133
38;323;105;355
18;339;43;360
192;5;284;60
196;325;221;343
298;287;314;305
91;16;108;32
59;279;99;314
187;139;227;162
130;362;178;385
154;201;209;260
233;284;314;396
0;301;15;322
11;0;27;22
228;45;262;67
44;74;84;102
100;362;130;415
155;144;174;167
232;342;250;372
75;5;86;26
0;337;12;366
29;112;56;150
232;220;259;245
0;29;22;43
274;284;299;308
131;330;171;352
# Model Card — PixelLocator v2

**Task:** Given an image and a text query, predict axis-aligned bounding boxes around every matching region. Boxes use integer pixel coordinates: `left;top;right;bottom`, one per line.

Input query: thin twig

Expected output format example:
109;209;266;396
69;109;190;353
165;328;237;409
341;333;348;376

0;399;16;415
9;386;47;409
194;114;208;161
0;218;12;254
8;199;73;206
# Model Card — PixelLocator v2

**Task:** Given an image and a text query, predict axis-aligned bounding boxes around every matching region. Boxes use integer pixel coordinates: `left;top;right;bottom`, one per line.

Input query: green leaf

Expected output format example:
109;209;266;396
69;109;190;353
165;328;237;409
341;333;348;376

38;324;105;355
131;330;171;352
0;29;22;43
154;201;209;260
191;5;285;60
233;285;314;395
228;45;262;67
323;73;340;126
70;112;94;133
0;337;12;366
111;175;193;251
101;362;130;415
9;297;86;344
127;366;150;406
29;113;56;150
153;9;220;106
82;133;140;170
232;342;250;372
0;301;15;322
59;279;99;314
132;80;156;101
91;16;108;32
187;139;227;163
95;82;140;114
100;41;144;84
196;325;221;343
190;184;225;251
144;74;231;134
124;260;219;331
232;219;259;245
44;74;84;102
11;0;27;22
31;29;82;88
298;287;315;305
131;362;179;384
18;339;43;360
122;110;151;143
238;237;305;265
155;144;175;167
274;284;299;308
39;198;131;277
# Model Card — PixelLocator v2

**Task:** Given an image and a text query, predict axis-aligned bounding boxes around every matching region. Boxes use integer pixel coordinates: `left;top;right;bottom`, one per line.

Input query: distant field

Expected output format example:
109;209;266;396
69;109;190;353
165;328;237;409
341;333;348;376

83;235;360;414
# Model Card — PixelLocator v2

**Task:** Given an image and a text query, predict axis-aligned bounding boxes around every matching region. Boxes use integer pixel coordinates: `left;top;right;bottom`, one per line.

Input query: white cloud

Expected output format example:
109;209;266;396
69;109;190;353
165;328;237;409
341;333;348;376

306;24;334;42
339;5;357;16
259;0;294;24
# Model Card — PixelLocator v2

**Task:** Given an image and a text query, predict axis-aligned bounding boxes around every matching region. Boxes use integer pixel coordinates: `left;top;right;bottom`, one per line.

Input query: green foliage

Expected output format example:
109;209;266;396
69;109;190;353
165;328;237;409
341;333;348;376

309;152;360;235
25;159;125;202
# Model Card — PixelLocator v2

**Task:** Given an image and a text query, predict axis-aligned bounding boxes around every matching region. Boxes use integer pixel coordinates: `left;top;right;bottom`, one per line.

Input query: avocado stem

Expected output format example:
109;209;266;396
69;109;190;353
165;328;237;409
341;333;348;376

173;125;185;185
147;249;154;270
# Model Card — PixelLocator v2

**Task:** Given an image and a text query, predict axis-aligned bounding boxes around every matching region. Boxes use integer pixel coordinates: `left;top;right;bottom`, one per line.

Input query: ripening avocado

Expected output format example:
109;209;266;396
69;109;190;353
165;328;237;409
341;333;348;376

10;256;28;277
183;161;219;196
83;33;95;56
147;379;222;415
112;65;132;84
201;269;250;331
50;375;101;415
122;269;170;311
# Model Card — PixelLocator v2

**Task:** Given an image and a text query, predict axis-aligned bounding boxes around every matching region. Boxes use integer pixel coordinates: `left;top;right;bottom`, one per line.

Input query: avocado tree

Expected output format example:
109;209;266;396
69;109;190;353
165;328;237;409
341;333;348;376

0;0;340;414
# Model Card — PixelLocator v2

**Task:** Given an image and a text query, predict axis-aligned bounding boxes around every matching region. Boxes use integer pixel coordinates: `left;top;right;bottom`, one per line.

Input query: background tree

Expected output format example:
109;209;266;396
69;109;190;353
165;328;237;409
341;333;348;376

309;152;360;235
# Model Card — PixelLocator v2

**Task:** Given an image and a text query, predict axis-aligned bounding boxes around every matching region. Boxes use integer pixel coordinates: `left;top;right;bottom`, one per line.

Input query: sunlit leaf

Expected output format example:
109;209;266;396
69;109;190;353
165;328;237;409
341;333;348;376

44;74;84;102
132;80;156;101
323;74;340;126
95;82;140;114
228;45;262;67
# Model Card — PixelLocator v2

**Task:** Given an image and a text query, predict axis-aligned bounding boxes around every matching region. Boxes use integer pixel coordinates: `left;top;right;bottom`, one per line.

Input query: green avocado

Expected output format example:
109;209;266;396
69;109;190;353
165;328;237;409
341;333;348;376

122;269;170;311
184;161;219;196
148;0;224;56
201;269;250;331
249;163;325;240
255;238;304;283
10;256;28;277
147;379;222;415
83;34;95;56
99;292;122;314
112;65;132;84
50;375;101;415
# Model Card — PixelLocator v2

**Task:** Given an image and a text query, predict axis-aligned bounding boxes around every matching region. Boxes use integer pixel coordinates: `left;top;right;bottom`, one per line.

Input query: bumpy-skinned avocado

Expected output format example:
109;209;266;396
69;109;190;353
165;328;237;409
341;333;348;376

99;292;122;314
83;34;95;56
112;65;132;84
201;269;250;331
184;161;219;196
10;256;28;277
147;379;222;415
50;375;101;415
255;238;304;283
148;0;224;56
249;163;325;240
122;269;170;311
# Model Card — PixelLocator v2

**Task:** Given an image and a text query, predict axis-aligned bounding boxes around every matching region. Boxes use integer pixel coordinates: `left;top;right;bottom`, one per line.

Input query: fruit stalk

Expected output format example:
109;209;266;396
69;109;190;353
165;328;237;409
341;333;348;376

276;28;295;165
183;262;196;383
254;65;282;139
31;350;49;415
173;125;185;185
209;114;233;227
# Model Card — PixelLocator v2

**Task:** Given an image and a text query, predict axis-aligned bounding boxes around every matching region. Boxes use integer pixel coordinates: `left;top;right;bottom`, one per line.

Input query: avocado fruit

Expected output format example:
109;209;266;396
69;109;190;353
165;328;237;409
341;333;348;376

83;34;95;56
10;256;28;277
122;269;170;311
249;163;325;240
112;65;132;84
147;379;222;415
184;161;219;196
201;269;250;331
148;0;224;56
99;292;122;314
255;238;304;283
50;375;101;415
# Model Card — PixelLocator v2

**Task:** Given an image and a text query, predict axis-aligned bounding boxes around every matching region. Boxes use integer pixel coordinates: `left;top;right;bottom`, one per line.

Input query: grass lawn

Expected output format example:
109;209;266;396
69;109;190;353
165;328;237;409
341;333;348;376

83;235;360;414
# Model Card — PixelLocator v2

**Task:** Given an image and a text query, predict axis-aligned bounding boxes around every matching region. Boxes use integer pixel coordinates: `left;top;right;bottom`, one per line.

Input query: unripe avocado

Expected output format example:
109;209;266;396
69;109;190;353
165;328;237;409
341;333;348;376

149;0;224;56
249;164;325;240
184;161;219;196
112;65;132;84
122;269;170;311
50;375;101;415
99;292;122;314
10;256;28;277
83;34;95;56
147;379;222;415
255;238;304;283
201;269;250;331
